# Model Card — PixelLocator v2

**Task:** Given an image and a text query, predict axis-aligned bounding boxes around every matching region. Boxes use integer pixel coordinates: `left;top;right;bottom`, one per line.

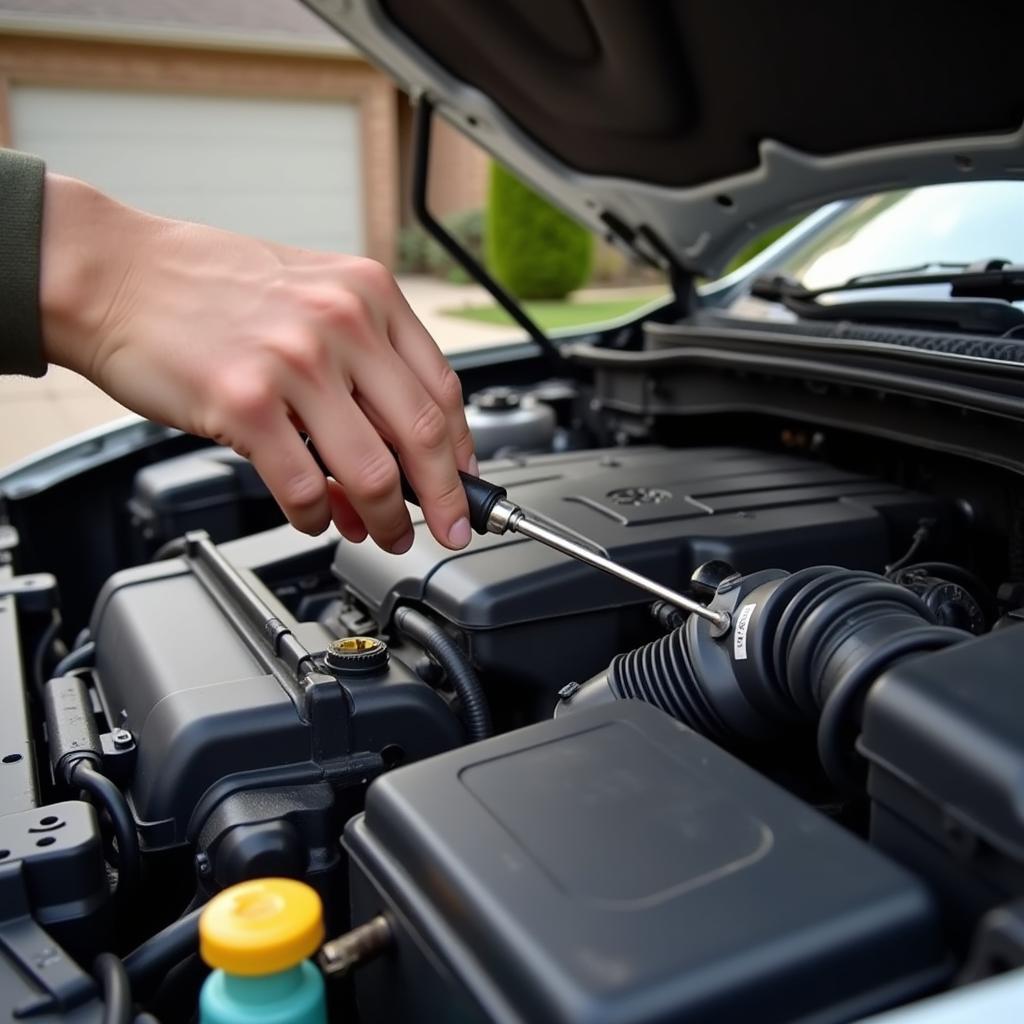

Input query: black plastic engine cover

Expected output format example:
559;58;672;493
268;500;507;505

89;539;463;850
332;446;945;695
345;701;948;1024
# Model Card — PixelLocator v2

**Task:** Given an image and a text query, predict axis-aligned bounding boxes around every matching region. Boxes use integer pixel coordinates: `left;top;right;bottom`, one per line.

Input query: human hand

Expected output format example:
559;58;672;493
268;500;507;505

38;174;477;553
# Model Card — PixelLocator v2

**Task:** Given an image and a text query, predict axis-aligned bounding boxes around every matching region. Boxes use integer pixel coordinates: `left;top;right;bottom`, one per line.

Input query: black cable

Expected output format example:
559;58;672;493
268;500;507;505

32;610;64;692
70;759;141;899
884;518;934;575
52;640;96;677
94;952;132;1024
394;605;492;742
124;905;203;1000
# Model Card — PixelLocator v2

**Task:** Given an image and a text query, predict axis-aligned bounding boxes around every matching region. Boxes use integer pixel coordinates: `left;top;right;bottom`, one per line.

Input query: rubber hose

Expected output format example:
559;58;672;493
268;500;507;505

612;626;727;741
608;567;968;784
52;641;96;677
94;952;132;1024
70;760;141;899
125;906;203;999
394;606;492;741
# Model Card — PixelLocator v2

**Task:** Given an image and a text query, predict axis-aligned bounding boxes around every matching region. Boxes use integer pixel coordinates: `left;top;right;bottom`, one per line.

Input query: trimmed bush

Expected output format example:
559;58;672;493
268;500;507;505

485;162;593;300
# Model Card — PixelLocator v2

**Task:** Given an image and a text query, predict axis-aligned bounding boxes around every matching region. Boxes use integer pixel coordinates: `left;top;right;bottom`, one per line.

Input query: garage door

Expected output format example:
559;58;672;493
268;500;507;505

9;85;364;254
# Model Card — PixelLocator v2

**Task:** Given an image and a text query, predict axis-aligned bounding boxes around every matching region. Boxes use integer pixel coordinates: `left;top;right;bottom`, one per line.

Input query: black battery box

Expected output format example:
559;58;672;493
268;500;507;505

344;701;948;1024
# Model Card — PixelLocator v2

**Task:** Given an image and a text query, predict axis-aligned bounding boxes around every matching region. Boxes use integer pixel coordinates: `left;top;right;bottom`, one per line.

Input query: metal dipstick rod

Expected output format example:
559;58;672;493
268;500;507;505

305;437;730;631
486;498;730;629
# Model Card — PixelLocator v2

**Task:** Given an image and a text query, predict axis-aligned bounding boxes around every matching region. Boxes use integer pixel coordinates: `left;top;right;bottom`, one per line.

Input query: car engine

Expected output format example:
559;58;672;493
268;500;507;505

3;390;1024;1023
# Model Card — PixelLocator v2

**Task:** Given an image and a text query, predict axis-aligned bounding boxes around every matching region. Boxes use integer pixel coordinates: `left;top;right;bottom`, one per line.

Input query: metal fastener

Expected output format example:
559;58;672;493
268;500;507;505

112;729;134;750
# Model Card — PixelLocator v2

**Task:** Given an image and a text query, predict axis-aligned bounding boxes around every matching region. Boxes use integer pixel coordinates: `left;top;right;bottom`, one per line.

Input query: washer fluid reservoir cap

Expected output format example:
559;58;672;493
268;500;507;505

472;387;521;412
324;636;389;675
199;878;324;976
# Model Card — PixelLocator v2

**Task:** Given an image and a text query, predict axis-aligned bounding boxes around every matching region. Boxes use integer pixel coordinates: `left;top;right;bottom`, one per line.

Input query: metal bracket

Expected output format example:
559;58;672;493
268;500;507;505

0;573;58;615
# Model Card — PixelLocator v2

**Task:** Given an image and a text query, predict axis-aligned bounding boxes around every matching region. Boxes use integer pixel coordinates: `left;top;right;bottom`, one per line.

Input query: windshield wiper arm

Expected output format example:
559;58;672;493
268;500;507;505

753;258;1024;304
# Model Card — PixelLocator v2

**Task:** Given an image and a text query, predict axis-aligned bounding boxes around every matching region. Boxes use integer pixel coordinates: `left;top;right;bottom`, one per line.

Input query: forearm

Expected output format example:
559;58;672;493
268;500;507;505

9;166;476;552
0;149;47;377
39;171;162;377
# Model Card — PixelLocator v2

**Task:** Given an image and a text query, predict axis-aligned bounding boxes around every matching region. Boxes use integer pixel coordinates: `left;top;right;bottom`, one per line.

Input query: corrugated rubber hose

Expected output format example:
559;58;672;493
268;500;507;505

393;605;492;742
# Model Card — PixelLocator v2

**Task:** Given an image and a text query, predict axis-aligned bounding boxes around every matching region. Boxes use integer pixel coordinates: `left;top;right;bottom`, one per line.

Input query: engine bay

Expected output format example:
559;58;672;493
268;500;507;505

4;375;1024;1023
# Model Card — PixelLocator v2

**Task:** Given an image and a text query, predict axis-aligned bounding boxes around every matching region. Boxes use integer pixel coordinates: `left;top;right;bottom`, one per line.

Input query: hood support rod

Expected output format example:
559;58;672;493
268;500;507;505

411;97;566;371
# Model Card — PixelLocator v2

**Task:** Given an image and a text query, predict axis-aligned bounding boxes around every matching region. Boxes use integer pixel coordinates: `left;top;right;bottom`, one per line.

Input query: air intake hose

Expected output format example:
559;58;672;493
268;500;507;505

561;565;967;789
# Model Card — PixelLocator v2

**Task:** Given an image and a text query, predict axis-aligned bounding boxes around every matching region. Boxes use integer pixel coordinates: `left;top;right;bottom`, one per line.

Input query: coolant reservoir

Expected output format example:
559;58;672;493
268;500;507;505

466;387;556;457
199;878;326;1024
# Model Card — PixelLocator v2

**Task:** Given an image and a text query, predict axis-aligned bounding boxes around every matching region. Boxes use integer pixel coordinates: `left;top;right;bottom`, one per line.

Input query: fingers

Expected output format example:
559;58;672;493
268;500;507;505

232;258;479;555
387;299;478;476
326;479;368;544
241;408;332;536
299;389;415;554
348;347;471;551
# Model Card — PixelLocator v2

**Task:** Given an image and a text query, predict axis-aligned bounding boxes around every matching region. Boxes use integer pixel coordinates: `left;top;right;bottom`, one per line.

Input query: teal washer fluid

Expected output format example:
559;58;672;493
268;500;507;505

199;961;326;1024
197;879;327;1024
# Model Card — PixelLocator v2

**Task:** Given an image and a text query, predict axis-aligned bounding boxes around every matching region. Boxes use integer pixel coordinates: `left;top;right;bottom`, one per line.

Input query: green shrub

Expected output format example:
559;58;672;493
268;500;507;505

396;209;485;283
485;162;593;300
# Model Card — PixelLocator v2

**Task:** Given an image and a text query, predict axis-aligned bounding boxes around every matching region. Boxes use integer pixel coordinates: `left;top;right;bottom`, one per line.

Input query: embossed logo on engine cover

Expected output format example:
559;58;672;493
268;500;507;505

607;486;673;506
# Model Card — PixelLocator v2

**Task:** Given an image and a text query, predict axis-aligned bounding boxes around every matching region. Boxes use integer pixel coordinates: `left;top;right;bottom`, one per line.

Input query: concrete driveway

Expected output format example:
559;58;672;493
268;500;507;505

0;276;521;470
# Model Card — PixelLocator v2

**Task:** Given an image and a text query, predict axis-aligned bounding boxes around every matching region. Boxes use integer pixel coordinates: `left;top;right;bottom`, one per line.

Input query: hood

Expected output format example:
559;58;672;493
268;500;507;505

303;0;1024;277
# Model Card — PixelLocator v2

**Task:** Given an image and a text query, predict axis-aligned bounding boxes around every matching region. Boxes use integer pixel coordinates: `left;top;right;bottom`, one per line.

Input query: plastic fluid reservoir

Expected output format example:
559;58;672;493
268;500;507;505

466;387;556;458
199;878;326;1024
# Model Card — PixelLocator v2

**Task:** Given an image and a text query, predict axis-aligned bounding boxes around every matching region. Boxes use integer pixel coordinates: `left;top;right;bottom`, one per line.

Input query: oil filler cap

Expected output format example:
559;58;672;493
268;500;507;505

199;878;324;976
324;636;388;675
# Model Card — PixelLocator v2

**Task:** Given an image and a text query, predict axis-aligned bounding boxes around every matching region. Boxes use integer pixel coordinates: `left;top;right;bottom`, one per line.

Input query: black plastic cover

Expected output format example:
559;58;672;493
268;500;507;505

0;801;109;964
332;446;945;693
860;626;1024;928
0;568;36;814
345;701;947;1024
129;447;282;553
89;541;462;849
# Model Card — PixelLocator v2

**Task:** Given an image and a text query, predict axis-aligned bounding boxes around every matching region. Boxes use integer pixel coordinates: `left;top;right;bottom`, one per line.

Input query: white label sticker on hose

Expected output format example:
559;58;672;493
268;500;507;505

733;603;757;660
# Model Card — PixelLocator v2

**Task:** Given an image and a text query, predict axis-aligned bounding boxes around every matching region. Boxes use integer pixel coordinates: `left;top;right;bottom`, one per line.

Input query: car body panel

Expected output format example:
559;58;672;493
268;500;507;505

301;0;1024;276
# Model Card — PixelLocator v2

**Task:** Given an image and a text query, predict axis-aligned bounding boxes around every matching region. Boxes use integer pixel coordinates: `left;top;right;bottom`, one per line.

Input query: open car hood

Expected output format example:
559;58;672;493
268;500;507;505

303;0;1024;277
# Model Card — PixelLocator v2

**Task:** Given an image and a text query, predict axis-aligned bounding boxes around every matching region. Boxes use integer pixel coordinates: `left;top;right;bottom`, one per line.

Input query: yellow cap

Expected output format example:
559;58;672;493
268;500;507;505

199;879;325;976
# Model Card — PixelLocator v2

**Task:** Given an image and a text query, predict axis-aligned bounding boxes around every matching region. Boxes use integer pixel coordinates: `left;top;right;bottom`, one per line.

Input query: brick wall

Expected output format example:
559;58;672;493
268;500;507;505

396;92;489;226
428;114;488;218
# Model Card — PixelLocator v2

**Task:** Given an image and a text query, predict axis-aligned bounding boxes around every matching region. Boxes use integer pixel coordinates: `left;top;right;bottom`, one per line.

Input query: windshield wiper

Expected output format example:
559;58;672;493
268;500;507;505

751;259;1024;334
753;259;1024;304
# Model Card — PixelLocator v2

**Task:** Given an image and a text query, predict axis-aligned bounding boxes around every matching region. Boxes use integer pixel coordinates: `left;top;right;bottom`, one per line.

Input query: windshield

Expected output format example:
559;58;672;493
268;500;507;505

728;181;1024;319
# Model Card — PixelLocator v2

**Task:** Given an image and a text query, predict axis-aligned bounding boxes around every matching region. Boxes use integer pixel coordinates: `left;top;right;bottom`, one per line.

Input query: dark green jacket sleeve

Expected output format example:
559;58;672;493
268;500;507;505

0;148;46;377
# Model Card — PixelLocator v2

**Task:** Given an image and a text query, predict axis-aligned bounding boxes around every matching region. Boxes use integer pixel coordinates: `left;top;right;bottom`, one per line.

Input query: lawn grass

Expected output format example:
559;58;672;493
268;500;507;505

441;293;665;330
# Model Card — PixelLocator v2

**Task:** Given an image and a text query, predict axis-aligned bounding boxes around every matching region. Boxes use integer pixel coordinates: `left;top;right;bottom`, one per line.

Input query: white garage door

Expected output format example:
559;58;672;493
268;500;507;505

10;85;364;254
